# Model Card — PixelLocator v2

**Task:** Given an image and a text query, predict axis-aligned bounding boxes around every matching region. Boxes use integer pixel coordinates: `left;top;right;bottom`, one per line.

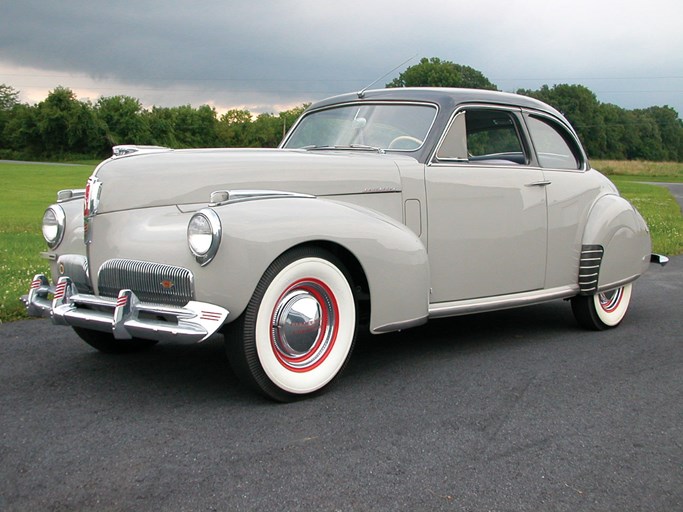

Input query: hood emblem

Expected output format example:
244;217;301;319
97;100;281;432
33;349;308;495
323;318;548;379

160;280;175;290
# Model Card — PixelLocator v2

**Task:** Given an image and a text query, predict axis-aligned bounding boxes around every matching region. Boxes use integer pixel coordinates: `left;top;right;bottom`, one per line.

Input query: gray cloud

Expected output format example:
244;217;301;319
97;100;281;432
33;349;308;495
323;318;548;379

1;0;682;115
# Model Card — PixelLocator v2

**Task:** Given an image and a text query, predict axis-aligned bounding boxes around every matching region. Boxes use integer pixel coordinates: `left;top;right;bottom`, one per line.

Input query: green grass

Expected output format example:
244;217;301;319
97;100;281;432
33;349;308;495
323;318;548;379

593;159;683;180
608;176;683;256
0;160;681;324
0;163;94;322
592;161;682;255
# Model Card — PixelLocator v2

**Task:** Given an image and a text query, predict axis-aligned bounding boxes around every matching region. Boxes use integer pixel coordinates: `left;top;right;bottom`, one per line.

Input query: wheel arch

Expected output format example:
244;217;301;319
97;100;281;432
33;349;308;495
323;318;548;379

580;193;651;292
288;240;371;327
206;197;430;334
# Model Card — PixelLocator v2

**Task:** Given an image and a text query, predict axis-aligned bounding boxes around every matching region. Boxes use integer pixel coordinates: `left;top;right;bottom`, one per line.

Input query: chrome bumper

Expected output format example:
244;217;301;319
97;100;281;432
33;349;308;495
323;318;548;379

24;274;229;343
650;254;669;266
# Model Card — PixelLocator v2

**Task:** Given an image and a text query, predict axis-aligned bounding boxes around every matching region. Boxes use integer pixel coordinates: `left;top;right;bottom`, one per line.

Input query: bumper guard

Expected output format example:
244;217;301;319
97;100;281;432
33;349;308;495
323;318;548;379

24;274;229;343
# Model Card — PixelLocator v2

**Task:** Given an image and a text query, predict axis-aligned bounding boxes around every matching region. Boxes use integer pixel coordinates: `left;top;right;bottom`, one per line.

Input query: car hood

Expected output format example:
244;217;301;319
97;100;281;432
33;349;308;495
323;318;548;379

93;148;406;213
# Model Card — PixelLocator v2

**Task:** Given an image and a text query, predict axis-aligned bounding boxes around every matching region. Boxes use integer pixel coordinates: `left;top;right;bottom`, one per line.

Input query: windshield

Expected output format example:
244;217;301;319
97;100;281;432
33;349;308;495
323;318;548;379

283;103;437;151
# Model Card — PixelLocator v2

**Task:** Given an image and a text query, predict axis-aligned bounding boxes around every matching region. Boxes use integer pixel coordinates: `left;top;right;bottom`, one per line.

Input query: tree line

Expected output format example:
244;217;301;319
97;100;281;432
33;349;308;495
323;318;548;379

0;57;681;161
0;84;307;161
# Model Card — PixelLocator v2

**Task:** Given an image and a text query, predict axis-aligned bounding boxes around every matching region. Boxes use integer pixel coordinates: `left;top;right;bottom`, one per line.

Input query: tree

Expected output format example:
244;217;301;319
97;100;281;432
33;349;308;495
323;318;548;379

171;104;219;148
33;86;102;157
144;106;178;147
95;95;151;147
641;106;683;161
217;109;253;147
518;84;607;157
598;103;630;159
0;84;20;151
387;57;497;90
0;84;19;111
2;103;40;156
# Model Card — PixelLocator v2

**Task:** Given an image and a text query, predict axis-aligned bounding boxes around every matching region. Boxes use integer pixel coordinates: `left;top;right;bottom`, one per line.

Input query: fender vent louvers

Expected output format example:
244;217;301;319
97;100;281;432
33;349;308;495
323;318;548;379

578;245;604;294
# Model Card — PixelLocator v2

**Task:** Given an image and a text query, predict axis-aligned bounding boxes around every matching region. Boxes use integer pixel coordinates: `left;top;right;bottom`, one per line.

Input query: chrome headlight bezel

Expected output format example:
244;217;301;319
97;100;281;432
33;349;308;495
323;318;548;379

42;205;66;249
187;209;222;266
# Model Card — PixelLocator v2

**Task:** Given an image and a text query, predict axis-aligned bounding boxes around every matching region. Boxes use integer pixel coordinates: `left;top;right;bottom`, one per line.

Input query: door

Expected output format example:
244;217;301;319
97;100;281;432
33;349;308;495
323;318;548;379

426;107;548;303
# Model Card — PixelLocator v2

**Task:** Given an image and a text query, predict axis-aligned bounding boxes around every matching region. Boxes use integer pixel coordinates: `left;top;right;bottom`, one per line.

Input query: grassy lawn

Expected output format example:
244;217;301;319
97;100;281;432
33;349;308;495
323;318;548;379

0;163;94;322
592;159;683;179
592;160;683;256
0;159;681;324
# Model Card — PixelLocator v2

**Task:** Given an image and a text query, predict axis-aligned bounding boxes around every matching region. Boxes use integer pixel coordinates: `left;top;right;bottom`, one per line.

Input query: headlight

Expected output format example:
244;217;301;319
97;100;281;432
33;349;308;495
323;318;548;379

42;205;66;249
187;209;221;266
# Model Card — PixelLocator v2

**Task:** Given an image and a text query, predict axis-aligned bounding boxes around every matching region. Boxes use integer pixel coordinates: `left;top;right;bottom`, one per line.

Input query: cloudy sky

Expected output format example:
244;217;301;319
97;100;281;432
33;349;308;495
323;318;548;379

1;0;682;116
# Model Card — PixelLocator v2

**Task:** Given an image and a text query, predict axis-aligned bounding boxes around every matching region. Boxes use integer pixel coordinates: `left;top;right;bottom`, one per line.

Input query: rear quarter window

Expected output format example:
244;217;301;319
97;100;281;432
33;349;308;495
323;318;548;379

525;115;582;170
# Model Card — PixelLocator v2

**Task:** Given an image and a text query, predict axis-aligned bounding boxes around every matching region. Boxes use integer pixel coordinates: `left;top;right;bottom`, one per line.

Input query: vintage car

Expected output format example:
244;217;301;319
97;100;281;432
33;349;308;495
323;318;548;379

25;87;666;401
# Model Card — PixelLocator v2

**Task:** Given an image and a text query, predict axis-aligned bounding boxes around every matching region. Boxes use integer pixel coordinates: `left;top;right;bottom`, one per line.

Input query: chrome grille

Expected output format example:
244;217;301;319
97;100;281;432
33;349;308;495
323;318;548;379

97;259;194;306
578;245;604;294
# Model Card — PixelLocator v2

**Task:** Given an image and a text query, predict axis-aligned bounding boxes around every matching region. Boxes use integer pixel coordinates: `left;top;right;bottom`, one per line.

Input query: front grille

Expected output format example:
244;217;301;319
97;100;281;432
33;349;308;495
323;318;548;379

578;245;604;294
97;259;194;306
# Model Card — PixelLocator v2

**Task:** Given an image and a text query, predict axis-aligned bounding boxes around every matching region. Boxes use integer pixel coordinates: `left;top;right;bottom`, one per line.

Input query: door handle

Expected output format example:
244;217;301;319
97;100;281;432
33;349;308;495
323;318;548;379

526;180;552;187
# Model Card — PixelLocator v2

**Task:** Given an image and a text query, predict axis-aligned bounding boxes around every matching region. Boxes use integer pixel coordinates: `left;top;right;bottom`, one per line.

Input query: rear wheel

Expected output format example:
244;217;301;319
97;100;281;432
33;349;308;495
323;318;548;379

226;247;357;402
72;327;158;354
571;283;633;330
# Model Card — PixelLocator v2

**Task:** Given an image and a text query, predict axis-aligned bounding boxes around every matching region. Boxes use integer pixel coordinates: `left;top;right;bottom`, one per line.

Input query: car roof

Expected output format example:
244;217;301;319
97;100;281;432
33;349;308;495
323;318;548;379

307;87;564;119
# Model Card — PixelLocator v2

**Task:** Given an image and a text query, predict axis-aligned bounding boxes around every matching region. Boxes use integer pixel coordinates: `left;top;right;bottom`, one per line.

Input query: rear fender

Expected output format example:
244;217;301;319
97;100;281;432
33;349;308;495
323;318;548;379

206;197;430;334
581;194;651;292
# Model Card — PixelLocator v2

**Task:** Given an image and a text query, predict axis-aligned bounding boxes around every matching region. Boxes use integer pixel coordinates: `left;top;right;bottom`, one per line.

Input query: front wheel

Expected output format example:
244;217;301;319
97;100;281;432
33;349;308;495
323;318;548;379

571;283;633;330
226;248;357;402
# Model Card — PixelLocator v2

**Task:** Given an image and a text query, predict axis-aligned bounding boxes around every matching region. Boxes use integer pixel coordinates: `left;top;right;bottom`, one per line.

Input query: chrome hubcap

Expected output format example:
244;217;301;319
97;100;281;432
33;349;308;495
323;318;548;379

271;279;338;371
599;287;623;313
274;291;322;355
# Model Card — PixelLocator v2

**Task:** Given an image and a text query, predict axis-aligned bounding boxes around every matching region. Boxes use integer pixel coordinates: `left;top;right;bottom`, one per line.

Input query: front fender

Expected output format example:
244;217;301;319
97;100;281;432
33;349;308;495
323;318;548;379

581;194;651;291
42;196;88;288
201;197;430;334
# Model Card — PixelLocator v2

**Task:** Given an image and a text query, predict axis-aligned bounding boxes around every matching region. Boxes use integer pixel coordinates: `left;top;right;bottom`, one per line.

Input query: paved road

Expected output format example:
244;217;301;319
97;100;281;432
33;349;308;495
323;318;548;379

653;182;683;214
1;258;681;511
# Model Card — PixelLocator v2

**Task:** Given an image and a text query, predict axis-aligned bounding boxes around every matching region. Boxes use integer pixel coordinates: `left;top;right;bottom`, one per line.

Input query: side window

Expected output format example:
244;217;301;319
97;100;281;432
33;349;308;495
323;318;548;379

436;109;527;165
526;115;582;170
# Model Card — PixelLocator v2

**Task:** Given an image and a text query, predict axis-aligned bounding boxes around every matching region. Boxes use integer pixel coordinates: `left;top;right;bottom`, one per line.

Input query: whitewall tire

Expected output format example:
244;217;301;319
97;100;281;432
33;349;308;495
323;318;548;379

571;283;633;331
226;248;357;401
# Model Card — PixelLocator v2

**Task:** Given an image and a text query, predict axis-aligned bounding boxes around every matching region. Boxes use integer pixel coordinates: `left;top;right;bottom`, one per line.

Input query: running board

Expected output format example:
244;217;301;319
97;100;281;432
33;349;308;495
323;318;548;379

428;285;579;319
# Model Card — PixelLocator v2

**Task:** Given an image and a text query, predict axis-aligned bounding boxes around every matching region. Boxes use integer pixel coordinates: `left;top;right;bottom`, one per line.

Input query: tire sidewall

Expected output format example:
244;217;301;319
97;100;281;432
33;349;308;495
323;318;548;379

593;283;632;327
252;255;356;395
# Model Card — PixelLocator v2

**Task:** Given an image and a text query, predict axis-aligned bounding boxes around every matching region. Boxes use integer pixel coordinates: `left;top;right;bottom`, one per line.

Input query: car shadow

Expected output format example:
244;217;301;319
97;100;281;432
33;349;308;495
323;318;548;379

62;299;578;404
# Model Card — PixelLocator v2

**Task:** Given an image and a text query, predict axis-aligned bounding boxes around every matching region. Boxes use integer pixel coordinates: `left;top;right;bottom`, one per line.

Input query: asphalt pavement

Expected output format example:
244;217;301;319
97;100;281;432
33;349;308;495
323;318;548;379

1;257;681;511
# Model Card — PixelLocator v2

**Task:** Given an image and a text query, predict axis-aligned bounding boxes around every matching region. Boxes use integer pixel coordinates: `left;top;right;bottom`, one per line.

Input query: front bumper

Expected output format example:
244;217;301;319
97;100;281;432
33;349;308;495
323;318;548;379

24;274;229;343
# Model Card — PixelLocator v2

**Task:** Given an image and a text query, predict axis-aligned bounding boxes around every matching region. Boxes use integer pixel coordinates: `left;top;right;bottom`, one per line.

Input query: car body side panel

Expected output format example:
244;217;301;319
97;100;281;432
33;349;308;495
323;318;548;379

543;169;618;288
86;197;430;335
581;194;651;290
425;164;548;302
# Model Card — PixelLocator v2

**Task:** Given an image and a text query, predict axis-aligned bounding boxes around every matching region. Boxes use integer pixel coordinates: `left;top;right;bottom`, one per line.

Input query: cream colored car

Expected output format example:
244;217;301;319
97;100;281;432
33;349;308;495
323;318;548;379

26;88;664;401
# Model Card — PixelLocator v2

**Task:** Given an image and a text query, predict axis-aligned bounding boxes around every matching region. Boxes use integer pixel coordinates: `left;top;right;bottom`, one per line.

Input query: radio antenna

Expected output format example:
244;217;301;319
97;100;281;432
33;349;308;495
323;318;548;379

357;54;418;98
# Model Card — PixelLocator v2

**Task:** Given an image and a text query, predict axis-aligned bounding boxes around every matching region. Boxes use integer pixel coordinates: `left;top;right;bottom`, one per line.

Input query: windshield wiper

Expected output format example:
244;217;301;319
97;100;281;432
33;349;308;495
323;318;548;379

301;144;385;154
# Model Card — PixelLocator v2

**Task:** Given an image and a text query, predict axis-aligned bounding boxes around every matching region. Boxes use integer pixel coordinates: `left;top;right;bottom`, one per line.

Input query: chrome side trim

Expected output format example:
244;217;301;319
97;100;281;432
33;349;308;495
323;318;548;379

428;285;579;319
209;189;315;207
112;145;170;157
25;274;228;343
57;189;85;202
